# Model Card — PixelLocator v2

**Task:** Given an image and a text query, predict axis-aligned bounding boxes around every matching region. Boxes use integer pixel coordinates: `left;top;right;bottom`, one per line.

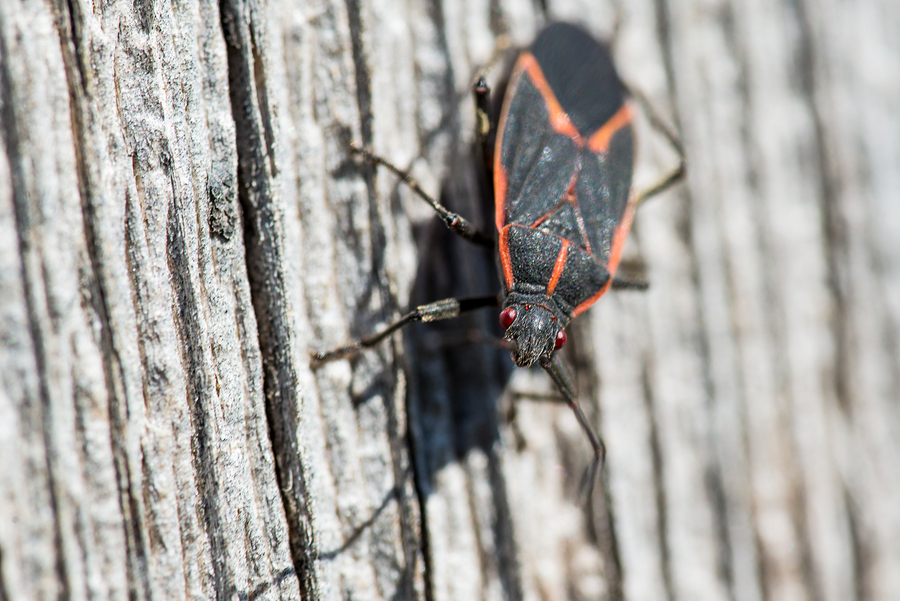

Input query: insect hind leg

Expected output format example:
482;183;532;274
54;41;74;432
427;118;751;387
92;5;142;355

628;88;687;206
606;0;684;207
349;143;495;248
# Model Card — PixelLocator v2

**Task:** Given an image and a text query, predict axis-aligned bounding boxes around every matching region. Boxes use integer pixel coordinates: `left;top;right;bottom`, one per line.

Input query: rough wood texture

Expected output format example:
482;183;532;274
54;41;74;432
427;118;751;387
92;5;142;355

1;0;898;599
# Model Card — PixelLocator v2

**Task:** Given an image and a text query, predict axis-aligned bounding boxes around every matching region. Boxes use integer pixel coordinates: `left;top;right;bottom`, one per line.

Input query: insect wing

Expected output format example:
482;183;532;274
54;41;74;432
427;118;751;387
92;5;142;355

493;56;579;236
494;23;636;273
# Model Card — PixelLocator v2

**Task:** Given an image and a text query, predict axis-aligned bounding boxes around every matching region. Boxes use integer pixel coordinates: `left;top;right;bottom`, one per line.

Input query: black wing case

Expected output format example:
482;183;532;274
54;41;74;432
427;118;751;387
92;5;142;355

494;23;637;316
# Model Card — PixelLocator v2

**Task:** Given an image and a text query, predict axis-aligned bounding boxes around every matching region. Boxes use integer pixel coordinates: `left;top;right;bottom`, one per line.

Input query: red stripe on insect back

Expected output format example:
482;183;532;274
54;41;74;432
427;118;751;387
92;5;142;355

546;240;569;296
493;61;521;232
518;53;582;142
571;197;637;317
587;103;633;153
494;161;508;232
499;225;515;289
607;197;637;276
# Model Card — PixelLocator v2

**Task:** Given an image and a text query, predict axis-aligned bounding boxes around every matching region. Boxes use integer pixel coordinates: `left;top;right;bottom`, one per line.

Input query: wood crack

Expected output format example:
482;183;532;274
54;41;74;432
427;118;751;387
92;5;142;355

219;0;318;596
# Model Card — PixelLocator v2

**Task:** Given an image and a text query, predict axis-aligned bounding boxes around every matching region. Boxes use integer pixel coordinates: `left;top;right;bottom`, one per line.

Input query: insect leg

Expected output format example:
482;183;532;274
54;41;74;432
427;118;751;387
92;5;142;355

628;87;687;206
609;0;625;48
311;295;498;367
539;355;606;500
473;77;495;172
611;273;650;290
473;33;512;86
472;33;513;174
349;143;495;248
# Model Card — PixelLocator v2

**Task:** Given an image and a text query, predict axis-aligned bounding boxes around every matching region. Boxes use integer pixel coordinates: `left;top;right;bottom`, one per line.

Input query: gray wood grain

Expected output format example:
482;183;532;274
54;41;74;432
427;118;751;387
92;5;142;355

1;0;898;599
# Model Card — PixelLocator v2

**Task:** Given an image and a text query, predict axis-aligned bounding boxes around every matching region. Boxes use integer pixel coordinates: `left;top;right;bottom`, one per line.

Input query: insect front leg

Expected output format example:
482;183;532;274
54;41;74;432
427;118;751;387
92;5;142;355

311;295;498;367
348;143;495;248
472;32;515;178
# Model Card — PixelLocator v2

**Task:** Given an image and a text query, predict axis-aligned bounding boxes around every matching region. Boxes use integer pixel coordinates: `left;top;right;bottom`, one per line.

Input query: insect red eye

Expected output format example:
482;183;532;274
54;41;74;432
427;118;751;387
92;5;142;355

554;329;567;350
499;308;517;330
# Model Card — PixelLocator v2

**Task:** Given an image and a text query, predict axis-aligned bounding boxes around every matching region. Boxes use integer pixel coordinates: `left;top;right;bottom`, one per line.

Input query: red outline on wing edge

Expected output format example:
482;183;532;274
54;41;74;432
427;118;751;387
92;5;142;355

545;241;569;296
493;58;524;232
571;197;637;317
519;53;582;142
499;225;514;289
587;103;633;153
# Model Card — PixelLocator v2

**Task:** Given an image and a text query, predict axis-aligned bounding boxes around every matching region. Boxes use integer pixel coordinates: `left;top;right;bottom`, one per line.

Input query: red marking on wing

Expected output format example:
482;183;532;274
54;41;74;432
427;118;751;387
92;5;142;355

559;176;596;254
571;196;637;317
562;175;577;206
530;204;558;229
606;195;637;276
499;225;514;289
494;162;509;232
571;200;594;255
587;104;633;153
518;53;583;142
504;54;633;155
546;240;570;296
530;176;576;229
493;59;522;232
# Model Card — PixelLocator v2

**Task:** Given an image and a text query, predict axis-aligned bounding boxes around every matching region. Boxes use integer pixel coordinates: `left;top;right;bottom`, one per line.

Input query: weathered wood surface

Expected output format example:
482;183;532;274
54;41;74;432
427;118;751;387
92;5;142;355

1;0;898;599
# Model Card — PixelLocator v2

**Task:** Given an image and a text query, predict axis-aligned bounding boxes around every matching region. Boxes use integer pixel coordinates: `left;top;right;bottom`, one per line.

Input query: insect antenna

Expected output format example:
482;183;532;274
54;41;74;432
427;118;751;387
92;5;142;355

538;355;606;501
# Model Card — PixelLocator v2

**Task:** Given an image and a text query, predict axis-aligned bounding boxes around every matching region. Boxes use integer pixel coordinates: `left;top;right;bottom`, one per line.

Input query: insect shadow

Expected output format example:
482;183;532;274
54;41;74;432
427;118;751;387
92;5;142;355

397;144;529;598
400;147;515;491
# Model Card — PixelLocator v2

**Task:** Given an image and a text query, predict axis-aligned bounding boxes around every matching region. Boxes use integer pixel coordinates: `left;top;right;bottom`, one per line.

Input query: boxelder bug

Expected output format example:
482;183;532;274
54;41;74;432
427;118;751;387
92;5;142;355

312;22;685;492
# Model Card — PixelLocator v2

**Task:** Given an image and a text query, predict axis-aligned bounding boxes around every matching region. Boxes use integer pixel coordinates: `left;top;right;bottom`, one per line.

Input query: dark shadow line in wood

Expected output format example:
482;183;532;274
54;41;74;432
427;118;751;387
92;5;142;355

48;0;158;595
219;0;318;596
0;28;74;601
